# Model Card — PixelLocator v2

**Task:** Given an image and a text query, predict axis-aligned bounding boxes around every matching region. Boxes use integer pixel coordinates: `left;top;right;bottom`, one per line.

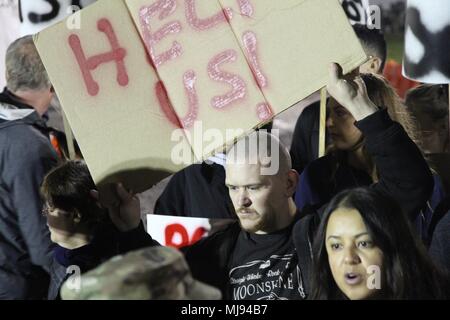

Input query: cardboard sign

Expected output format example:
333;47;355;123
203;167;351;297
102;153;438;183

34;0;192;196
34;0;366;194
403;0;450;84
219;0;366;112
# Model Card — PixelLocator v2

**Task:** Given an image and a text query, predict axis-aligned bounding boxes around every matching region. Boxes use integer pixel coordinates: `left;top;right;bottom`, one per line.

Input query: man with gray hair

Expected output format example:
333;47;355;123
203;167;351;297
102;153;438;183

0;35;58;299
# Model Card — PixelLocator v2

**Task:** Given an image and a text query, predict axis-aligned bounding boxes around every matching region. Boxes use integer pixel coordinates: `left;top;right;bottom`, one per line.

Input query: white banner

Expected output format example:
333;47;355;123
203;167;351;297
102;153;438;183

403;0;450;83
147;215;212;248
340;0;371;25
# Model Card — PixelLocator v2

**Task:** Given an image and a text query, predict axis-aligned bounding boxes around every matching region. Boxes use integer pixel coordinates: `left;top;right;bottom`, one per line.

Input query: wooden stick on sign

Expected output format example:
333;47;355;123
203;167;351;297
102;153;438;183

319;87;327;157
62;110;76;160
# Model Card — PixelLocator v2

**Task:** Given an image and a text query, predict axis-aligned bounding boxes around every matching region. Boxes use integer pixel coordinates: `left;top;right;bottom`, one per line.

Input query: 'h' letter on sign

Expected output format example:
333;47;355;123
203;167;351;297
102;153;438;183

68;18;129;96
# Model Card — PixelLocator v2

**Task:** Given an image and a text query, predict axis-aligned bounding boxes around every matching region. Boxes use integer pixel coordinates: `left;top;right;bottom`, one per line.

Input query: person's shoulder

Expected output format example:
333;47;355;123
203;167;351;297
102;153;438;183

302;100;321;115
1;124;55;164
2;120;49;145
303;154;334;176
181;163;203;173
195;222;240;248
163;163;203;186
182;222;240;261
435;208;450;233
296;101;321;125
182;161;224;184
208;221;241;241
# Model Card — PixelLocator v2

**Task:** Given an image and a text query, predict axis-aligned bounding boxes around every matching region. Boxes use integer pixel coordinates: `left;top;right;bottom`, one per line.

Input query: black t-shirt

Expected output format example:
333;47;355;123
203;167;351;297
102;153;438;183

228;225;307;300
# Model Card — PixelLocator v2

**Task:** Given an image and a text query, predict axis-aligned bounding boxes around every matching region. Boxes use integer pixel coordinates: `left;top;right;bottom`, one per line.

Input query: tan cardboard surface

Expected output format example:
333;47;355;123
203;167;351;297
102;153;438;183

219;0;367;113
126;0;267;160
34;0;191;195
35;0;366;200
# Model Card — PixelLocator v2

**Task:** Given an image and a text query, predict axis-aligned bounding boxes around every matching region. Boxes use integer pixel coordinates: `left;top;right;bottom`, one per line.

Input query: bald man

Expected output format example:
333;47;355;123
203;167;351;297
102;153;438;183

225;131;298;235
66;130;307;300
179;131;310;300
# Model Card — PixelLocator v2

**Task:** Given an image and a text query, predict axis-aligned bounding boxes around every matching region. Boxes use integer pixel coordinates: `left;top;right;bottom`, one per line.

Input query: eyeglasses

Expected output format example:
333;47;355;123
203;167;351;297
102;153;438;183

41;203;70;217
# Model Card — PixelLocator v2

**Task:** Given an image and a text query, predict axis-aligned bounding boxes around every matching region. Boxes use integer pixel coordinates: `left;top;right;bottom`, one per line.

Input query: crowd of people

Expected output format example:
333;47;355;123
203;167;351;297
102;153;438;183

0;24;449;300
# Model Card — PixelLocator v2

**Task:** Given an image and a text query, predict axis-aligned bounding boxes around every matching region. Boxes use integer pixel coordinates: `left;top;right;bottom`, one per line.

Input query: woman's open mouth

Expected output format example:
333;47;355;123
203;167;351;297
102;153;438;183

344;272;362;285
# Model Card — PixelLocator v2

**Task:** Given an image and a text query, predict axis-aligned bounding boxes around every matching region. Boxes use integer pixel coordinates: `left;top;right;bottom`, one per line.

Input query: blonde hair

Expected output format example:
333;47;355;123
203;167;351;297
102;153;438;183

362;73;419;145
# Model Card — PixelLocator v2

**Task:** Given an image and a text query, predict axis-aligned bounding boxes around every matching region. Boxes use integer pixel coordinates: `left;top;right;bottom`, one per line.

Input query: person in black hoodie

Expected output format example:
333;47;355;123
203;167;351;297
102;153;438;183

41;160;158;300
0;35;59;299
294;71;429;223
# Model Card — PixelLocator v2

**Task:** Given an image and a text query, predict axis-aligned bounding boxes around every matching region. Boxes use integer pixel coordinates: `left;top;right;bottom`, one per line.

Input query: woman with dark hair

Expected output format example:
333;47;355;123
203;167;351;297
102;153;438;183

294;69;433;227
310;187;449;300
41;160;157;299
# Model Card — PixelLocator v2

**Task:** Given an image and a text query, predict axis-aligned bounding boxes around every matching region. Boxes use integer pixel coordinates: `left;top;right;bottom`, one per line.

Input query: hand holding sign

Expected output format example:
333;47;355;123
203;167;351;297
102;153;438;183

327;62;377;121
101;183;141;232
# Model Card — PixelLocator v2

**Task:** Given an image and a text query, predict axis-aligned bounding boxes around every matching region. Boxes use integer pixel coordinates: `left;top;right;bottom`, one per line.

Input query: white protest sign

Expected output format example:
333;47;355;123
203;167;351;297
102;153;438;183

146;215;211;248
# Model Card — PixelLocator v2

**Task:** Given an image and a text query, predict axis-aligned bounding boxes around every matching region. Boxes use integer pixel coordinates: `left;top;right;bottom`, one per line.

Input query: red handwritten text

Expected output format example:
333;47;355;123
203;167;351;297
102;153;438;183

139;0;183;67
68;18;128;96
208;49;247;109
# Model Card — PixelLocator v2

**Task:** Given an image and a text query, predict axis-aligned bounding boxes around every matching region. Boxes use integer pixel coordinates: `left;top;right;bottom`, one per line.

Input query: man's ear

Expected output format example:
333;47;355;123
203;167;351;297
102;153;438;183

286;169;299;197
73;210;82;224
370;56;382;74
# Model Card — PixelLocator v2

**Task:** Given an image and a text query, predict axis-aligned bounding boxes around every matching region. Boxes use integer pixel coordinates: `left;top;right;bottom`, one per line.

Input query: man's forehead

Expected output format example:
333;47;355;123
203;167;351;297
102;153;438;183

225;163;267;184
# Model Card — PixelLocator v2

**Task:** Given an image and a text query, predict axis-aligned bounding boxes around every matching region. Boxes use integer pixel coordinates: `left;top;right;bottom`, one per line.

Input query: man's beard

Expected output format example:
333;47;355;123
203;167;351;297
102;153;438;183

238;210;276;234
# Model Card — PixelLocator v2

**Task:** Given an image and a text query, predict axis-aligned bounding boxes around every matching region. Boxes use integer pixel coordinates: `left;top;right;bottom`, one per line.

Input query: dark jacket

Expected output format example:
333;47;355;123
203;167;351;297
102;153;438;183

0;88;58;299
155;162;235;219
295;109;434;221
429;197;450;273
290;101;330;174
47;222;159;300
